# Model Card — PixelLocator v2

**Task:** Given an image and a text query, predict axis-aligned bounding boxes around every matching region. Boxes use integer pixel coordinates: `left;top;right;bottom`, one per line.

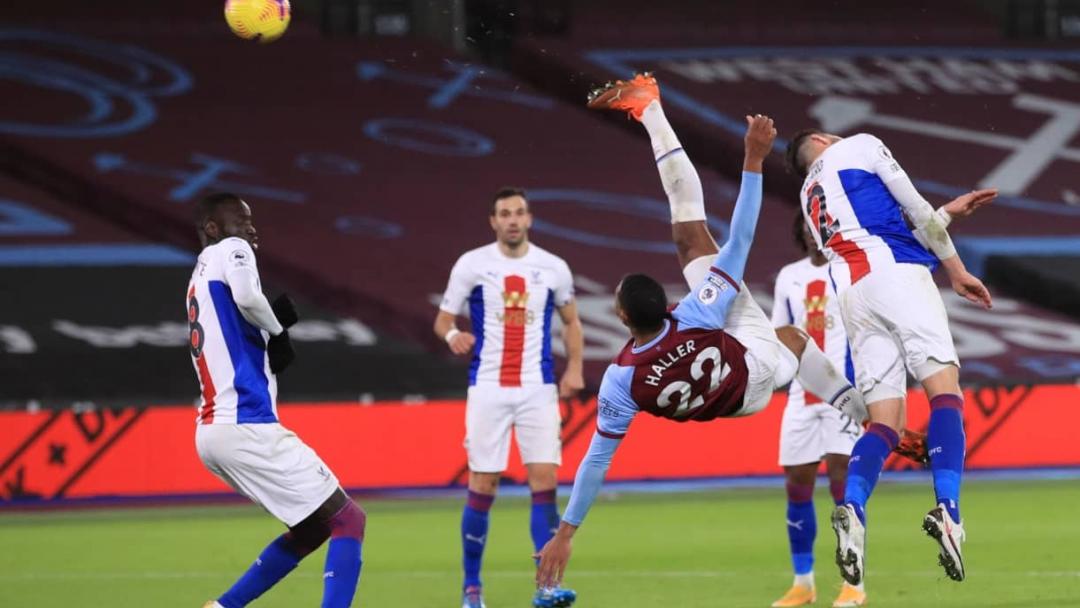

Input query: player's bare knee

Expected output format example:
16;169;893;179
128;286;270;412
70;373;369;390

287;517;332;557
919;363;961;399
823;454;850;480
775;325;809;358
468;472;500;495
866;397;905;432
783;463;818;487
525;463;558;493
329;499;366;541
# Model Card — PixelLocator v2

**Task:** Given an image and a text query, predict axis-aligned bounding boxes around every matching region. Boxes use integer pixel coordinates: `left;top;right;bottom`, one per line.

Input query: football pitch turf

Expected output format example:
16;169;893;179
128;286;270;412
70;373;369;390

2;479;1078;607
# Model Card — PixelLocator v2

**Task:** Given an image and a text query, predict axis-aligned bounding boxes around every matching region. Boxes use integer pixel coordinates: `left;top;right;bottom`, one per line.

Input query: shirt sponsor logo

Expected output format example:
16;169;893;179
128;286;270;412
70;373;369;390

599;397;621;418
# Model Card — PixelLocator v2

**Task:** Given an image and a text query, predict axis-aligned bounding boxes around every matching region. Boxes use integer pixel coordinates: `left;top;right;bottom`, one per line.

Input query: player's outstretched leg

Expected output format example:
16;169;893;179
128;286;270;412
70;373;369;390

206;491;364;608
588;73;717;276
832;422;898;586
322;499;366;607
775;326;866;423
206;532;310;608
923;391;968;581
826;458;867;607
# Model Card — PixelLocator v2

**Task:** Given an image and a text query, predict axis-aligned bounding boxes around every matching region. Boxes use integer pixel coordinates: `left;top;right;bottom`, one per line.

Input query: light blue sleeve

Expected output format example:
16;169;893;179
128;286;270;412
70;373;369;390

562;365;637;526
672;171;762;331
672;269;741;330
595;364;638;438
712;171;763;285
561;432;622;526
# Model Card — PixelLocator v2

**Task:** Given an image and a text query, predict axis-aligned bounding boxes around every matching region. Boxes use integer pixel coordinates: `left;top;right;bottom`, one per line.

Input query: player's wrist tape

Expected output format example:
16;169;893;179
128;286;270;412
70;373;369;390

444;328;461;344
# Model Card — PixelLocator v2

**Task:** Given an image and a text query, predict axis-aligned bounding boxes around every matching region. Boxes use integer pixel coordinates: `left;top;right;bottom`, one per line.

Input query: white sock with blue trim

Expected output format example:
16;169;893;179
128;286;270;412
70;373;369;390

641;100;706;224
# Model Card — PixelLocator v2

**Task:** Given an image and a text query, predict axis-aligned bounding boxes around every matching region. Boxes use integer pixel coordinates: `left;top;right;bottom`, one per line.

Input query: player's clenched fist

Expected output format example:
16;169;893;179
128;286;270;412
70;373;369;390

446;330;476;355
743;113;777;172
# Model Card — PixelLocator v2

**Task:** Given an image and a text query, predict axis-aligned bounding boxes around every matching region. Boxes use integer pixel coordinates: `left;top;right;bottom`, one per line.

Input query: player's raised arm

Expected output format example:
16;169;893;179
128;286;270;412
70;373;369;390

867;137;993;308
709;115;776;286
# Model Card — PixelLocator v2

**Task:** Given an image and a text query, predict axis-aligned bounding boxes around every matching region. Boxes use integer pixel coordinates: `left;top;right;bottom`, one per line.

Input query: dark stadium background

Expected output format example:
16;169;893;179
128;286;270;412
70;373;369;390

1;0;1078;508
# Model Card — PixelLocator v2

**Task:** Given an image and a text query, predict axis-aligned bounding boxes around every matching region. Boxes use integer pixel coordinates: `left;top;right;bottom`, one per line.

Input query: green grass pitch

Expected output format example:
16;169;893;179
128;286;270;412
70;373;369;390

1;479;1078;607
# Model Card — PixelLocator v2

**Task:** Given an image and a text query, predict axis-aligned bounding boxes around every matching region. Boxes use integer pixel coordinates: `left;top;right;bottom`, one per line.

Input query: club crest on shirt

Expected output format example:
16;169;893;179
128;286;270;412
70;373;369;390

698;283;719;304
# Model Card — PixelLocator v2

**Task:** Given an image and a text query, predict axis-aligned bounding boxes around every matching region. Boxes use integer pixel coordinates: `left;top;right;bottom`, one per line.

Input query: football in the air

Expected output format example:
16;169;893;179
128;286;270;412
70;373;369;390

225;0;291;43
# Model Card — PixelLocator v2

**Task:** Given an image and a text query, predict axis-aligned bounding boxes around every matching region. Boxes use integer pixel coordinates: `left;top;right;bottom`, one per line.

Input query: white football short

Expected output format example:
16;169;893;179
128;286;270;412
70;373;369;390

778;400;862;466
465;383;561;472
196;423;340;527
725;284;787;417
839;263;959;403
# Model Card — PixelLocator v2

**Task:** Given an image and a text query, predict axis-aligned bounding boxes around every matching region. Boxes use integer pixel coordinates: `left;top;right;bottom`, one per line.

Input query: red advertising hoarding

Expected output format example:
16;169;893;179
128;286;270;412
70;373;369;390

1;385;1076;504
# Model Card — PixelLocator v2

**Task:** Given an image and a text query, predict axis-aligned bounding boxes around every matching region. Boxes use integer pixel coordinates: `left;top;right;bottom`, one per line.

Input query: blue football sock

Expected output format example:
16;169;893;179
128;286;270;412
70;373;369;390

928;394;966;522
218;534;301;608
462;490;494;589
845;423;899;525
785;482;816;576
530;489;560;564
322;538;362;608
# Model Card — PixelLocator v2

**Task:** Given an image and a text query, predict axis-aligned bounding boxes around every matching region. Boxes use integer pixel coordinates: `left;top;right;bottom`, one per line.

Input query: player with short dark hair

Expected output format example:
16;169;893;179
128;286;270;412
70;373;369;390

435;186;584;608
615;273;668;330
189;193;364;608
490;186;528;214
785;125;995;585
535;74;874;591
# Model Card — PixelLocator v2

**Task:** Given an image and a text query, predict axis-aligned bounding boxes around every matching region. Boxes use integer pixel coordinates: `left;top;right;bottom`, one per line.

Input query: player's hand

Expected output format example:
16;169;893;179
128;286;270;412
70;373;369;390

743;113;777;171
950;271;993;310
535;533;573;589
267;330;296;374
943;188;997;219
271;294;299;328
448;331;476;356
558;370;585;400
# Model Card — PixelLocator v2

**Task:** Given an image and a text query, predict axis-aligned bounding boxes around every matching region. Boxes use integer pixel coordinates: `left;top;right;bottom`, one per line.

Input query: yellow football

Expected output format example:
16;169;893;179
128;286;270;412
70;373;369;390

225;0;291;43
